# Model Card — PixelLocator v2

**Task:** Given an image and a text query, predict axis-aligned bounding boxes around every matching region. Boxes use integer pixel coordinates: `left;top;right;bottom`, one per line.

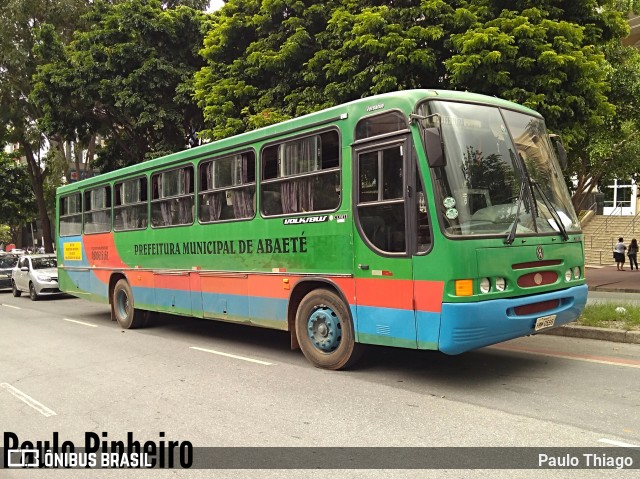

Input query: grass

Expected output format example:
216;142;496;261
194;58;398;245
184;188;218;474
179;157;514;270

577;303;640;331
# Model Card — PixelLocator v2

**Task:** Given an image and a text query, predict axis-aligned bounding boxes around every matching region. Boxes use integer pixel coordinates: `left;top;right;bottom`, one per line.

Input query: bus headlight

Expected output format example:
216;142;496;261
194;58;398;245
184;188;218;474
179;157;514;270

565;269;572;281
495;277;506;291
479;278;491;294
573;267;580;279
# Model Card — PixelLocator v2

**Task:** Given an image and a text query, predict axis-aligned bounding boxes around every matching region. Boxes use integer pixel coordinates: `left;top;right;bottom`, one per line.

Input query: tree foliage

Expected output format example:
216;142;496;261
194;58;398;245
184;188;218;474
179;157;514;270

571;44;640;209
0;0;89;253
5;0;640;218
32;0;208;171
0;152;38;243
194;1;640;212
195;1;630;144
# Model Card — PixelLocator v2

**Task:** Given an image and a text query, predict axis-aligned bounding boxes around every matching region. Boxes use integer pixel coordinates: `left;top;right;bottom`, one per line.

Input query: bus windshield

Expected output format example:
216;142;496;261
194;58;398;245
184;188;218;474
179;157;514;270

418;101;580;238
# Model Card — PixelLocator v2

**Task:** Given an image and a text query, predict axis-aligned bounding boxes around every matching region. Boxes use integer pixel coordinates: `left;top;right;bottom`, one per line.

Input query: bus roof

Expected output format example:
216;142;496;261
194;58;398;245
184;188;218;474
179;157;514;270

57;89;540;194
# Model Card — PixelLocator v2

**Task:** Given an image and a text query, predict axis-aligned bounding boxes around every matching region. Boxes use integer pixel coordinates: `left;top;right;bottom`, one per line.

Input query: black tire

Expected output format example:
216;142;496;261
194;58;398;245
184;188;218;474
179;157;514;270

12;281;21;297
29;282;39;301
295;289;363;370
112;279;147;329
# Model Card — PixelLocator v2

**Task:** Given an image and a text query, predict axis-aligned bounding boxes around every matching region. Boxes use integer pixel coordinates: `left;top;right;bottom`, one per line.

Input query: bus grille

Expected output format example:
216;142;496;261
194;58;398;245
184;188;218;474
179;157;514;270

517;271;558;288
513;300;559;316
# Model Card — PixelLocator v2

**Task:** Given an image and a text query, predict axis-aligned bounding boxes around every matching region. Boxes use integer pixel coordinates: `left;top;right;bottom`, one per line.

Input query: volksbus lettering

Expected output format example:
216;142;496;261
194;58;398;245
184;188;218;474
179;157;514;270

283;216;328;225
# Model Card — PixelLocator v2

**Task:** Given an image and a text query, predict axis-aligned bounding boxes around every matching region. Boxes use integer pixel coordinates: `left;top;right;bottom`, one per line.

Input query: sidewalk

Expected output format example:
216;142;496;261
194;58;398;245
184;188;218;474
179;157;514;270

540;264;640;345
585;263;640;293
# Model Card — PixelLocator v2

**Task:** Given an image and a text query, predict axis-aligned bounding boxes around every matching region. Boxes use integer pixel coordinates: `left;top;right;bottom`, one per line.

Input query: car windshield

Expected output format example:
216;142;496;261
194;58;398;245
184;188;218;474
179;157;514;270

417;100;580;237
0;256;19;268
32;257;57;269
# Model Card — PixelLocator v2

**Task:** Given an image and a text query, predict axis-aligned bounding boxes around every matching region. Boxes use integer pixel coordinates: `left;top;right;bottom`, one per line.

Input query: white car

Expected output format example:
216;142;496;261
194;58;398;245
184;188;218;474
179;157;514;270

11;254;61;300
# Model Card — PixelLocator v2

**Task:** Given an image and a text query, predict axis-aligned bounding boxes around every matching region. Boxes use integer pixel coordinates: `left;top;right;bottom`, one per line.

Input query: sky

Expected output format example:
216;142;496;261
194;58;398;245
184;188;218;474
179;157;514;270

207;0;224;12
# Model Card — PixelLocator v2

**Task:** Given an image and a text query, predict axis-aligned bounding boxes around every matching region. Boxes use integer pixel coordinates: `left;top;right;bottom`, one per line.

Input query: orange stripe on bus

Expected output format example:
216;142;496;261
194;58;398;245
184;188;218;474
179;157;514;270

86;266;443;313
83;233;130;269
414;280;445;313
354;278;414;309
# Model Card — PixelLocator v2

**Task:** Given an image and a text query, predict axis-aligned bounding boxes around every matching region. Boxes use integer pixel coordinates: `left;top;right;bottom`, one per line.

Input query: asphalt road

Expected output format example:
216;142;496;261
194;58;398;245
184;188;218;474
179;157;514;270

1;291;639;479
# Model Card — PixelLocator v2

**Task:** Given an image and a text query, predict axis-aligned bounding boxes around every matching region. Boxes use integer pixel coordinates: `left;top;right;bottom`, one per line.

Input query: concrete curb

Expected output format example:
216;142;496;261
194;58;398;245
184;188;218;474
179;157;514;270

542;324;640;344
588;286;640;294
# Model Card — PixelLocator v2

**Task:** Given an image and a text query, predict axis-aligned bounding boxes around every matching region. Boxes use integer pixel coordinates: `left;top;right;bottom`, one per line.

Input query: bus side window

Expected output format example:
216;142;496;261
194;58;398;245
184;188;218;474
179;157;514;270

261;130;340;216
198;152;256;223
151;166;194;227
84;186;112;234
59;193;82;236
114;177;148;231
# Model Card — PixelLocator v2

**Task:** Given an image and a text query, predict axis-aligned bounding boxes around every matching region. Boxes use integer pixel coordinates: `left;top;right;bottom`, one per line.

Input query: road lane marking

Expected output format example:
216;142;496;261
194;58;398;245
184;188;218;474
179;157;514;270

599;438;640;448
190;347;273;365
0;383;57;417
489;344;640;369
63;318;98;328
1;304;21;310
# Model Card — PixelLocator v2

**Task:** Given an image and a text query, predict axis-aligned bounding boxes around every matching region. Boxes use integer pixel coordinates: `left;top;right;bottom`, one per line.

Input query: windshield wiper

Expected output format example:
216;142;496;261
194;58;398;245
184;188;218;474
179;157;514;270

531;181;569;241
504;180;527;245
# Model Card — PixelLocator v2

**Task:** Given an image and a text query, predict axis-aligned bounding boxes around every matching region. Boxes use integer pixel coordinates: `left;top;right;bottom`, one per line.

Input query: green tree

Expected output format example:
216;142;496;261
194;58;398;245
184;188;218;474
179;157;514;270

0;152;38;245
0;225;11;246
194;0;640;212
195;0;631;145
570;44;640;210
0;0;89;253
32;0;208;172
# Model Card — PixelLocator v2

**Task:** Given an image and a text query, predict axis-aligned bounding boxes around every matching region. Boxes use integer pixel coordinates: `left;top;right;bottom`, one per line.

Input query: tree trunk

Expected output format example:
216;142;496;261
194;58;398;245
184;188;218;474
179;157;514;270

22;141;54;253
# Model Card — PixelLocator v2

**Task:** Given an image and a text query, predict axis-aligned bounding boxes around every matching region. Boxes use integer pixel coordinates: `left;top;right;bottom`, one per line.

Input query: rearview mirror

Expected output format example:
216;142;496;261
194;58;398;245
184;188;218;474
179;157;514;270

549;134;568;170
425;127;445;168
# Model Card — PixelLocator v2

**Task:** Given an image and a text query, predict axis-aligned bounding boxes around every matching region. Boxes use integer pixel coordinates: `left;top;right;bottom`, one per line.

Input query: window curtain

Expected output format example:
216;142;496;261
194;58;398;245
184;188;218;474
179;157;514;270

281;178;313;213
280;136;319;176
174;169;192;224
158;173;170;225
120;208;130;229
160;201;171;225
232;156;254;218
232;189;254;218
178;197;193;224
205;193;223;221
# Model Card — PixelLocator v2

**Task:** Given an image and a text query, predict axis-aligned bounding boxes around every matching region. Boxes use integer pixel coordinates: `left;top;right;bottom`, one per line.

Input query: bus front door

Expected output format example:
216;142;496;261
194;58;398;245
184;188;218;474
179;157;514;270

353;137;418;349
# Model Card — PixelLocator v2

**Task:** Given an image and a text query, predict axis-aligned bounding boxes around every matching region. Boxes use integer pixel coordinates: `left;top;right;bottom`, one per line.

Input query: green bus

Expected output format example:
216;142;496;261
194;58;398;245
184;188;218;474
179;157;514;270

56;89;587;370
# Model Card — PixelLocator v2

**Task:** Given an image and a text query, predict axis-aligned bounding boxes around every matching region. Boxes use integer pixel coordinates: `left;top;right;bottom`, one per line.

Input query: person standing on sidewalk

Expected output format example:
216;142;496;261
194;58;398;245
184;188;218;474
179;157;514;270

628;238;639;271
614;237;627;271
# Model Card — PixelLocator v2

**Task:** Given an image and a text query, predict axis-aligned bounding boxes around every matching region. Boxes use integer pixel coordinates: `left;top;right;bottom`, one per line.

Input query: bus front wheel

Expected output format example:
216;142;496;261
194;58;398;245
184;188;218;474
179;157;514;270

295;289;362;370
112;279;147;329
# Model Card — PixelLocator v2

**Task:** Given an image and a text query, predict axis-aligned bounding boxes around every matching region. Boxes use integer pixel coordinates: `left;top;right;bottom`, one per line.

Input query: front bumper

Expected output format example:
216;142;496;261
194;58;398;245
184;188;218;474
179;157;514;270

439;284;588;355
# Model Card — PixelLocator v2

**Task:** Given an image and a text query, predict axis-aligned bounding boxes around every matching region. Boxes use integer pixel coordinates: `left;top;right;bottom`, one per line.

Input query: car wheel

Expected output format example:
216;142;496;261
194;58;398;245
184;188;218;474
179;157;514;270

12;281;21;297
295;288;363;370
112;279;147;329
29;282;39;301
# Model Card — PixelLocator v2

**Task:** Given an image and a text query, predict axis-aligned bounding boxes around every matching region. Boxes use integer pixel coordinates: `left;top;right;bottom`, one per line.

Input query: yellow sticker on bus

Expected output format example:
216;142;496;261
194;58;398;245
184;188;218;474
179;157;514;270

64;242;83;261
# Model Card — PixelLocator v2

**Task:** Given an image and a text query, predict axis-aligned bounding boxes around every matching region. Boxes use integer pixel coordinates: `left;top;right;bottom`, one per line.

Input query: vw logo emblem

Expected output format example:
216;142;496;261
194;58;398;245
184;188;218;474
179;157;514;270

536;246;544;260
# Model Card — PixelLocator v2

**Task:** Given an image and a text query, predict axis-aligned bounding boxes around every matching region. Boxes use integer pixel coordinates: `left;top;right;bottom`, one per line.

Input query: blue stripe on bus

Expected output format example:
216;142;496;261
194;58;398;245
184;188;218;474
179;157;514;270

438;284;588;355
416;310;441;350
353;305;418;344
131;286;289;324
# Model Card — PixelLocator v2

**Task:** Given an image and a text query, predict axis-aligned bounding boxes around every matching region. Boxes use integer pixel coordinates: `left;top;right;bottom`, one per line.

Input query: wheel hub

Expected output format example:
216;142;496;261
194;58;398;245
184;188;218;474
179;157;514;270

307;306;342;352
117;291;129;318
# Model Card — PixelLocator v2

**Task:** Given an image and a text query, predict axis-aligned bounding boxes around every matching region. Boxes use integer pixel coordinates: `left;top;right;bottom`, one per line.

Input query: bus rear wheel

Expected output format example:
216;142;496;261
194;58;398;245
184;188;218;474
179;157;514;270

112;279;147;329
295;289;362;370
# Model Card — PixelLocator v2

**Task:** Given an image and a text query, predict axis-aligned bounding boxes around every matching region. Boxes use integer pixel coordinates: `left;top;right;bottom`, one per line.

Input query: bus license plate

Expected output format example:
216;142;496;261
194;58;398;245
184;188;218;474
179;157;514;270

535;314;556;331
